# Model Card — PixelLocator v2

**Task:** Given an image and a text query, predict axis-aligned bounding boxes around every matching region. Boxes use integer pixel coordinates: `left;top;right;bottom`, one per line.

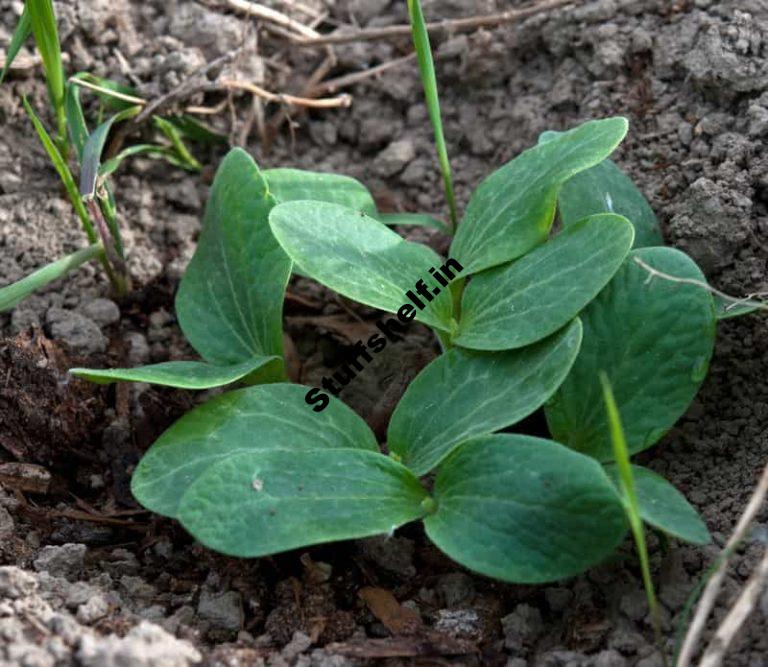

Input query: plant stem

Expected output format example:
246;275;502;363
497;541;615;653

407;0;458;233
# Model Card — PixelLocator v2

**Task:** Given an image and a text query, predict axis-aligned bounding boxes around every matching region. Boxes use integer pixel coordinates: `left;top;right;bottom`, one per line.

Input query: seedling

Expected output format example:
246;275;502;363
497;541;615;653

74;0;735;584
0;2;223;307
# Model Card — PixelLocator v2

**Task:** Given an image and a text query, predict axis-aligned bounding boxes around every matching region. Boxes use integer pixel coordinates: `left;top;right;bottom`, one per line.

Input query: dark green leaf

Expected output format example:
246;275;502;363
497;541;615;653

152;116;202;171
451;117;628;274
605;465;710;545
714;294;762;319
424;435;628;583
165;115;227;145
456;214;634;350
176;148;291;365
269;201;455;331
264;168;377;214
131;383;379;518
0;5;31;85
178;448;428;557
80;106;141;197
388;319;582;475
0;244;103;312
65;79;89;158
539;131;663;249
70;356;280;389
545;247;717;460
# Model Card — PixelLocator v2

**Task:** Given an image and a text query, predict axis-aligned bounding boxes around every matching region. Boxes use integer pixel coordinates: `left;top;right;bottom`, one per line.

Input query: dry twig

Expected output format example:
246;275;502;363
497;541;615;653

222;0;320;39
698;548;768;667
309;53;417;96
291;0;579;46
678;461;768;667
220;77;351;108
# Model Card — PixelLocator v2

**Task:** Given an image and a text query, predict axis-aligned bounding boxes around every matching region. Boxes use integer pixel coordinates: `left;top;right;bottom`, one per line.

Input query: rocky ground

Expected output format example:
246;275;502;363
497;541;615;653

0;0;767;665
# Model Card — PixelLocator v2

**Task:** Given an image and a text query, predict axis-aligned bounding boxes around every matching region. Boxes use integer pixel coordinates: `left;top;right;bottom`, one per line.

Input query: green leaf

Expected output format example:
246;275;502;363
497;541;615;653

0;5;32;85
80;106;142;197
407;0;457;231
388;319;582;475
424;434;628;583
604;464;710;545
456;214;634;351
377;212;449;234
152;116;202;172
269;200;455;331
98;144;185;179
559;160;663;248
23;97;98;245
0;244;103;312
26;0;64;118
539;131;663;249
451;117;629;274
65;79;89;158
177;448;428;557
165;115;227;145
176;148;291;366
131;383;379;518
545;247;717;460
264;168;377;214
69;356;280;390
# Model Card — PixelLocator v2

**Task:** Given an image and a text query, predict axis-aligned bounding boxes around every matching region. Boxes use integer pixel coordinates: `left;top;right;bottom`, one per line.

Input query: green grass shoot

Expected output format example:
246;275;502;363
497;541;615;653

600;372;668;666
406;0;458;234
0;243;103;312
0;5;31;85
26;0;68;154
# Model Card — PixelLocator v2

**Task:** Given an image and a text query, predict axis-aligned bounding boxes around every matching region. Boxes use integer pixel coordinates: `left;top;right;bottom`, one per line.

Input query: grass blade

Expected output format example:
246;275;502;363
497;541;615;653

26;0;67;151
65;79;90;158
80;106;141;198
406;0;457;233
601;372;668;666
23;96;96;244
152;116;202;171
0;5;32;85
0;244;103;312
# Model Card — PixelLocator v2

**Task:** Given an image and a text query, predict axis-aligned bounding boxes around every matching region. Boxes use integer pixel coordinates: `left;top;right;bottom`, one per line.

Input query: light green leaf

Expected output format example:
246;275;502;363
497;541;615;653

70;356;280;390
605;465;710;545
388;319;582;475
545;247;717;460
424;434;628;583
264;168;377;214
23;97;98;245
0;5;31;85
131;383;379;518
407;0;457;231
539;131;663;249
714;294;762;319
98;144;185;179
269;200;455;331
176;148;291;366
451;117;628;274
26;0;64;128
0;244;103;312
177;448;428;557
456;214;634;351
152;116;202;172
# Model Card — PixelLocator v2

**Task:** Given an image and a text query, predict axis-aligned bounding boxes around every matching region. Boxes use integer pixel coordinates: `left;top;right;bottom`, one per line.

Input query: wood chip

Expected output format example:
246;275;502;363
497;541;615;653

359;587;423;636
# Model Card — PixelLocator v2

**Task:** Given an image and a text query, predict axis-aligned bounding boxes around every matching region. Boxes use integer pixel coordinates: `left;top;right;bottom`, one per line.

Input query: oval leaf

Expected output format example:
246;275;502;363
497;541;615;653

176;148;291;365
456;214;634;351
450;117;628;274
605;464;710;545
545;247;717;460
70;356;279;390
131;383;378;518
424;434;628;583
388;319;582;475
264;168;377;215
178;448;428;557
269;200;455;331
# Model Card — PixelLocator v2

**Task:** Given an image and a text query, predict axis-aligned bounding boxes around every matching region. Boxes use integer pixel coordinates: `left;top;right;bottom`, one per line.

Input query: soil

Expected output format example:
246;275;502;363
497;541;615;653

1;0;767;665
